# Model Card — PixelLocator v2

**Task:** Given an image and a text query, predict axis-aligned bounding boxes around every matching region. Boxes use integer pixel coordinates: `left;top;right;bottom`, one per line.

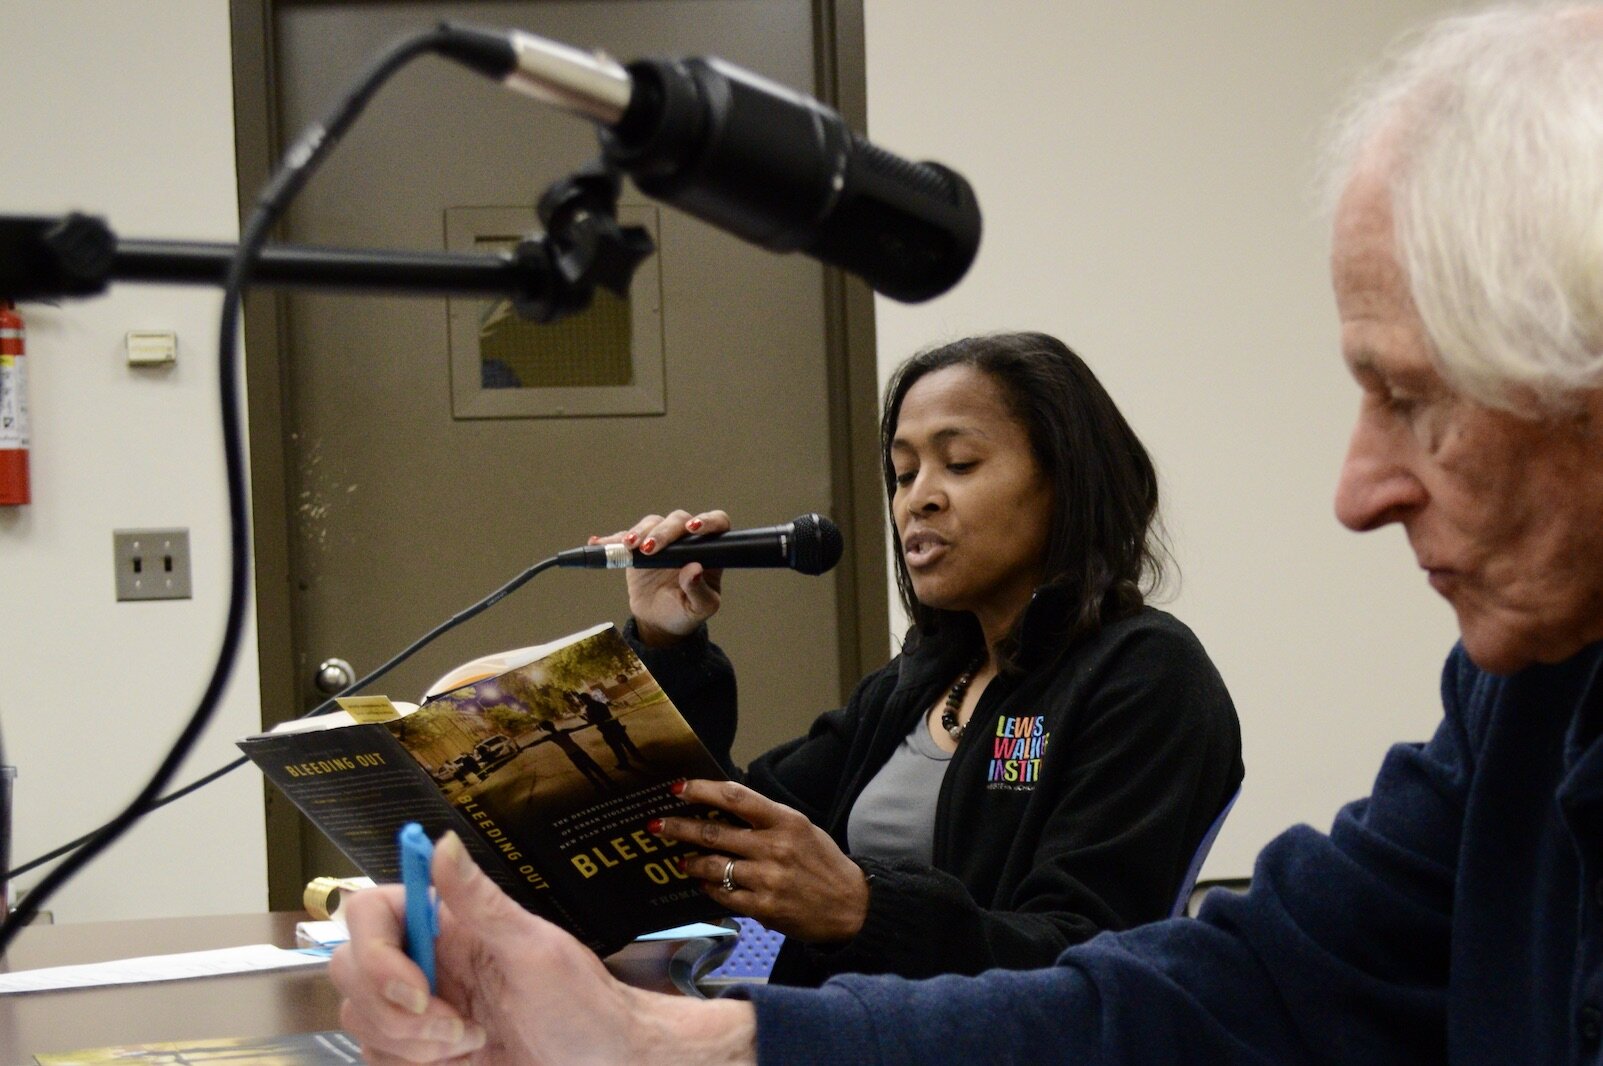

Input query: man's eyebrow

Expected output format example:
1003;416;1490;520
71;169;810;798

1345;351;1436;388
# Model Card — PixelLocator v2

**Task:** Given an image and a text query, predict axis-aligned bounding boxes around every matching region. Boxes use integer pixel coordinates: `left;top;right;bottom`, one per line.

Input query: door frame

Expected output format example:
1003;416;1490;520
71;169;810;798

230;0;885;909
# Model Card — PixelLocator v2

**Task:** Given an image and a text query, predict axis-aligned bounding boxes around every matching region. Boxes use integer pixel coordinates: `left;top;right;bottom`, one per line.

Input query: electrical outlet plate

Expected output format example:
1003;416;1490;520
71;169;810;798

113;528;192;601
125;330;178;366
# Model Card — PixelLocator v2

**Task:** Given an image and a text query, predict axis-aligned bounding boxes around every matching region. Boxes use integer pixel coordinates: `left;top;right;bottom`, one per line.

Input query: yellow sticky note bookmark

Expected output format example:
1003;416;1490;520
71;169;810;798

334;695;403;723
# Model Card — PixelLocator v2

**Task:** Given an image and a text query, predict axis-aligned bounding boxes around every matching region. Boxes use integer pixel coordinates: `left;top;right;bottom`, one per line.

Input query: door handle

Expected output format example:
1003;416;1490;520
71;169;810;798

314;657;356;695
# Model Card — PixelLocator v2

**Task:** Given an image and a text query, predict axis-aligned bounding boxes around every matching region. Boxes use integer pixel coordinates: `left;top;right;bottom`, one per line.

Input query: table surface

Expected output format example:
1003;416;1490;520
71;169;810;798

0;912;701;1064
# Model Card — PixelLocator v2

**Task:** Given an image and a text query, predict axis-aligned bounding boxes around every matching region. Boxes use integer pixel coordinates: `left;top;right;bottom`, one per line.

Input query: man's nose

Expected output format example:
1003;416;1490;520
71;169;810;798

1334;418;1424;532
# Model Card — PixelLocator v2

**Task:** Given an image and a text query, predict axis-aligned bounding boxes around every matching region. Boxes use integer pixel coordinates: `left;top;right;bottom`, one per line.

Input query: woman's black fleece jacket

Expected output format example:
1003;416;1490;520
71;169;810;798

626;589;1244;988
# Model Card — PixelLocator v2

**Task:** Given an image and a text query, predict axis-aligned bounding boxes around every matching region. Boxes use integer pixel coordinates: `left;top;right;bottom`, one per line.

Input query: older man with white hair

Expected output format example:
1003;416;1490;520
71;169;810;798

330;5;1603;1062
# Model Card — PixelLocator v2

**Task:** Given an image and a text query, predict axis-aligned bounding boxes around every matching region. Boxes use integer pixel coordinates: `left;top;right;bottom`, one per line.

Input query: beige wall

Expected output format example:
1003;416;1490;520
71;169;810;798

864;0;1476;879
0;1;266;921
2;1;1493;920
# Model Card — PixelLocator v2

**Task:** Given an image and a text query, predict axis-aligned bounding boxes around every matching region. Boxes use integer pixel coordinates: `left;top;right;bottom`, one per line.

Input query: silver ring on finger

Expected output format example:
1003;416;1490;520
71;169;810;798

720;857;739;893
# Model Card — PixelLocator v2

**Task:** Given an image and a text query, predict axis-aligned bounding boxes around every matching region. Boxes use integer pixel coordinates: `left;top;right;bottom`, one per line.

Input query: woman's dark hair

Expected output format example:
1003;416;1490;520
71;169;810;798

880;331;1169;655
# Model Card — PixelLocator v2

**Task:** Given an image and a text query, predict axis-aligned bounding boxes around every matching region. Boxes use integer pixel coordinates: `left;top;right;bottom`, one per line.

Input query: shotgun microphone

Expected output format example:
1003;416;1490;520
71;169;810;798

433;23;981;302
556;513;843;575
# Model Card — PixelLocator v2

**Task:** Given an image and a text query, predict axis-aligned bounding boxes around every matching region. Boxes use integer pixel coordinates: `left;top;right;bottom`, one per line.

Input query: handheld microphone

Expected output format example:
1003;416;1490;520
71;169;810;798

556;513;844;575
434;24;980;303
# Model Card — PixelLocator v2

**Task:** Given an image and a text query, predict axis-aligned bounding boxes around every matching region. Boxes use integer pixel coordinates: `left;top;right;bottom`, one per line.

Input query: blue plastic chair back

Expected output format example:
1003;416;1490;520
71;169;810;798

701;916;786;983
1171;785;1241;917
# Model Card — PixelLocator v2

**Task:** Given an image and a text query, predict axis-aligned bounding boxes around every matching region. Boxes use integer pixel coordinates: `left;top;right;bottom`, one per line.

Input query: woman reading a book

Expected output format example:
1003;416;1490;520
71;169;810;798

601;331;1244;986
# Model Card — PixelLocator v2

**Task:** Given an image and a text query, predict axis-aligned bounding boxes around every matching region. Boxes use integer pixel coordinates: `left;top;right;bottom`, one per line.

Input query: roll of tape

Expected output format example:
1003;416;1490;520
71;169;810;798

303;876;376;921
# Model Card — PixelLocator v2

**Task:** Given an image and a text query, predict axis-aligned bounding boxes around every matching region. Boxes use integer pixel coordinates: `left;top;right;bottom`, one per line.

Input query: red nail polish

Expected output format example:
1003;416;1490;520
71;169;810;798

669;779;686;796
624;532;637;545
687;518;703;531
641;538;656;553
646;818;664;834
673;857;686;874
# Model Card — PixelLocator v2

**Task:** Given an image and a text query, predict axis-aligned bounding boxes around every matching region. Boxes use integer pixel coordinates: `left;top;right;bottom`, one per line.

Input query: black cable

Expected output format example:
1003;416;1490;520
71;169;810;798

0;712;10;914
0;25;452;956
8;553;558;881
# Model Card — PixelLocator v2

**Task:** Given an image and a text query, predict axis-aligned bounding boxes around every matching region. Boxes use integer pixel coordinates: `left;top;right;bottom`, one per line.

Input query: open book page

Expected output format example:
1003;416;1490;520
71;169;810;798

422;621;613;700
267;700;420;734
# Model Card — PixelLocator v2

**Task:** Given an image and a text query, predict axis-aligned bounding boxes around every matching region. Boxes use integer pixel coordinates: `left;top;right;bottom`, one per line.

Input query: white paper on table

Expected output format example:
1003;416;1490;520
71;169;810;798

296;919;351;948
633;922;736;941
293;918;733;953
0;943;329;995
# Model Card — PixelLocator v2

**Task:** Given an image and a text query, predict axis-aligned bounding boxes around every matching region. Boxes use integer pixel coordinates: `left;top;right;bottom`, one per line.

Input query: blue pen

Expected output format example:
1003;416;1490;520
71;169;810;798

398;822;438;994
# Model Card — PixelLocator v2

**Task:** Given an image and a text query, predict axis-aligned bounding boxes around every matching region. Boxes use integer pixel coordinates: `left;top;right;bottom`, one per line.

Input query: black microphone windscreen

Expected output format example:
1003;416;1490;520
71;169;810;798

793;513;844;576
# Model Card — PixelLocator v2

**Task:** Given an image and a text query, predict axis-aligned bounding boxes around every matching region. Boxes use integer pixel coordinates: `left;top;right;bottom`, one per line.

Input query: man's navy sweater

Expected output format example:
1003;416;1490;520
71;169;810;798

748;641;1603;1063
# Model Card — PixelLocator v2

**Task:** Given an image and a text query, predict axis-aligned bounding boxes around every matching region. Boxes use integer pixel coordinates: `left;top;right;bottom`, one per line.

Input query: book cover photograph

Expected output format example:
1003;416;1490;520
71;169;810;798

238;623;732;954
35;1031;365;1065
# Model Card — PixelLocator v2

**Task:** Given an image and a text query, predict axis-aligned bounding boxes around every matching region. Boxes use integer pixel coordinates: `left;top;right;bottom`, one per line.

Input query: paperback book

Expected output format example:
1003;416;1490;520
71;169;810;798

237;623;730;955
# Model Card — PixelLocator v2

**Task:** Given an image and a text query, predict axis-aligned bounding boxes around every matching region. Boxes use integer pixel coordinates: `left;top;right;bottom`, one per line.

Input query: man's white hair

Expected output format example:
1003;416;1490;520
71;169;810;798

1323;3;1603;413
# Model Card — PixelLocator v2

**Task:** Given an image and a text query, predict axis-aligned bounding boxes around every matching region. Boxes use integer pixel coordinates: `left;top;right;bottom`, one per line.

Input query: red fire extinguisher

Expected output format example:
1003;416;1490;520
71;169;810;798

0;300;30;506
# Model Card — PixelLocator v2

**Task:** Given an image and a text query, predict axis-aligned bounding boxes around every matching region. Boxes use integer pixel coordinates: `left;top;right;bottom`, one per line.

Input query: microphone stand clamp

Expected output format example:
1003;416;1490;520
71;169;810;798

515;159;653;323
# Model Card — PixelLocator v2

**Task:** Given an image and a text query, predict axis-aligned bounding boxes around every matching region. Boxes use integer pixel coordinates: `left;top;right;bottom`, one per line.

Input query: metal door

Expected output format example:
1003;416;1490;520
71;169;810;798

236;0;884;900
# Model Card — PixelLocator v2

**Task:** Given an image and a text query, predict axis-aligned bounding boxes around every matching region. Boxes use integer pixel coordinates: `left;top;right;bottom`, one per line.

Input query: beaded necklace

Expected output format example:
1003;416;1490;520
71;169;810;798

940;660;984;741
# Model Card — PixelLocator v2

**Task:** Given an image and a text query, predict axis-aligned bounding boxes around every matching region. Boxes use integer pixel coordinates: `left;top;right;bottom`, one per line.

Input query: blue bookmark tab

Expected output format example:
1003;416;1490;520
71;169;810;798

398;822;438;993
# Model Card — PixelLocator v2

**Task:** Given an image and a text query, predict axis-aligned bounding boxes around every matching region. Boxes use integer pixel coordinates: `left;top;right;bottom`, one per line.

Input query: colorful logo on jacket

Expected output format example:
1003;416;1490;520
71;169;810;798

987;714;1049;790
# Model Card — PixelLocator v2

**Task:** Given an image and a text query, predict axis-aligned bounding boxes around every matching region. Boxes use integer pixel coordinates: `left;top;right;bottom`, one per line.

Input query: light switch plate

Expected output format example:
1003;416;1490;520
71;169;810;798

113;528;192;601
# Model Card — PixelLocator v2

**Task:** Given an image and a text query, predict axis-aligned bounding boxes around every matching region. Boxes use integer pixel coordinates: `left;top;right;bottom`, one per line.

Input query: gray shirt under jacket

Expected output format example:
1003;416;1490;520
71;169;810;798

846;719;952;867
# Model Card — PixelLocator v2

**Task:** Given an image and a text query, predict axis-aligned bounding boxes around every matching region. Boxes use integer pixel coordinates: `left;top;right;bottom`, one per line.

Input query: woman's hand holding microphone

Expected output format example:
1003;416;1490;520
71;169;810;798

590;508;731;648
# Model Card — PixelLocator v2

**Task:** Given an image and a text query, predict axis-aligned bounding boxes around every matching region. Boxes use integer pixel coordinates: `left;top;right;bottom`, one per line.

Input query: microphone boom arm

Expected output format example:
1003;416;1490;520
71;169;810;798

0;161;653;323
